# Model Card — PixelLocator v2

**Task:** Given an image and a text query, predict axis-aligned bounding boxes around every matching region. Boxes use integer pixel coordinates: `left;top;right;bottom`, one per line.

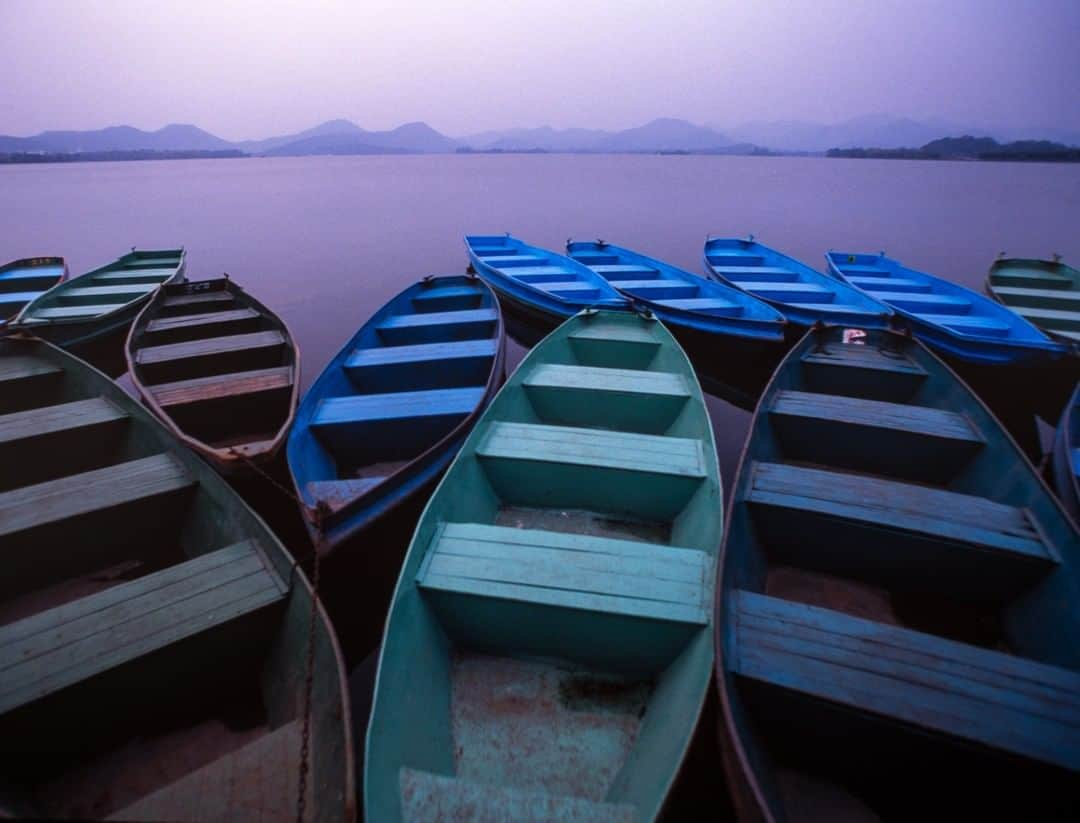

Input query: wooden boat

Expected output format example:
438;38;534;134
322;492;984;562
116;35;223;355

366;309;721;822
125;277;300;474
567;240;787;405
0;335;354;821
0;257;67;328
14;248;185;351
1052;382;1080;520
826;250;1068;366
465;234;626;344
704;237;891;330
288;274;505;554
987;255;1080;343
715;324;1079;821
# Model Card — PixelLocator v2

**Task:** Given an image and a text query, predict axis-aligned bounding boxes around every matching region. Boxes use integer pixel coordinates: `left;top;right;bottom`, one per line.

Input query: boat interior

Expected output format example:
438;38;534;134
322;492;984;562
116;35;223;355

467;235;625;306
19;249;183;323
989;257;1080;342
719;326;1079;819
705;238;889;324
828;251;1051;343
0;338;349;821
130;278;297;457
567;241;784;326
0;257;65;323
292;275;501;528
367;311;721;821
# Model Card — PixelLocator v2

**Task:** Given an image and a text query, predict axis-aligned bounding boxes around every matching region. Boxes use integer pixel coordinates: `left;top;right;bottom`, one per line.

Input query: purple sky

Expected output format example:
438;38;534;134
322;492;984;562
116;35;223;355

2;0;1078;139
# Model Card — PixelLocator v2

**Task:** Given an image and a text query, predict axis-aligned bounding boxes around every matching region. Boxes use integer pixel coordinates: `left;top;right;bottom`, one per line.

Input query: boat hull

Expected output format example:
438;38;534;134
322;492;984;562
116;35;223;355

1052;384;1080;521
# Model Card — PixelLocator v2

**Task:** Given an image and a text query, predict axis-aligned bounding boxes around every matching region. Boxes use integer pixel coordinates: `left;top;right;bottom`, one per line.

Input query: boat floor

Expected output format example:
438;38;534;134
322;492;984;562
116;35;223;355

494;505;671;545
448;651;651;800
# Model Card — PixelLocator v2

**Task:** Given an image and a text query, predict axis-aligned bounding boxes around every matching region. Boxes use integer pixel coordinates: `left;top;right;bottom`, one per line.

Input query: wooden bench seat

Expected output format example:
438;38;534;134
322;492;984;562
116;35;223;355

731;590;1080;771
800;342;927;402
711;265;798;281
145;307;260;336
58;283;157;303
847;276;931;293
136;330;285;366
477;421;705;520
613;280;699;300
871;291;972;314
992;286;1080;307
477;254;547;267
587;264;660;279
345;339;496;392
0;290;44;307
568;321;660;370
376;308;497;346
912;314;1011;336
747;461;1057;597
160;291;235;313
768;389;983;482
523;363;690;432
534;281;599;294
411;285;483;312
504;266;576;281
1010;306;1080;330
705;253;766;267
568;252;619;265
0;355;62;414
651;297;742;316
32;304;126;319
741;282;832;301
0;540;286;715
93;269;174;284
418;522;708;669
150;365;294;408
398;768;636;823
836;264;890;276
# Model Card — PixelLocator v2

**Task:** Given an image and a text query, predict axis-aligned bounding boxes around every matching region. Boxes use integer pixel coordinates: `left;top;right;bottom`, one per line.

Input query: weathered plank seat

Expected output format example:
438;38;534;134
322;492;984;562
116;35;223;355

768;389;984;482
32;304;126;319
57;283;157;303
568;321;660;370
731;590;1080;771
151;366;294;409
0;540;286;716
651;296;742;316
418;522;708;669
992;286;1080;306
376;308;497;345
847;276;931;293
345;339;496;391
747;461;1057;596
94;269;176;283
411;284;483;312
588;264;661;279
917;314;1011;336
312;387;484;461
145;307;260;337
398;768;636;822
0;290;44;307
504;266;575;281
613;280;699;300
523;363;690;432
1010;306;1080;330
871;292;972;314
800;343;927;402
705;253;767;267
0;454;197;594
160;291;236;314
741;282;832;302
0;356;63;414
135;330;286;367
477;421;705;519
477;254;547;267
134;330;287;383
535;281;600;295
712;265;797;281
568;252;619;266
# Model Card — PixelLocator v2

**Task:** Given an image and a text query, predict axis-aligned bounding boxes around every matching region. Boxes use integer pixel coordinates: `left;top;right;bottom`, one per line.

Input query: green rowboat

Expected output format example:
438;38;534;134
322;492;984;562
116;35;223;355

0;335;354;821
14;248;185;352
987;255;1080;343
365;309;721;821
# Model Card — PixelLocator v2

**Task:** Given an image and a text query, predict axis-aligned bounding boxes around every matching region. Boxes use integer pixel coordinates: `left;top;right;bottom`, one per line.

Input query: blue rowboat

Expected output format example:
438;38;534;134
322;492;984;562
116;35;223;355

287;274;505;554
567;240;787;405
366;309;721;822
14;248;185;353
704;236;891;330
0;256;67;328
465;234;626;343
1053;382;1080;521
826;250;1069;366
715;324;1080;821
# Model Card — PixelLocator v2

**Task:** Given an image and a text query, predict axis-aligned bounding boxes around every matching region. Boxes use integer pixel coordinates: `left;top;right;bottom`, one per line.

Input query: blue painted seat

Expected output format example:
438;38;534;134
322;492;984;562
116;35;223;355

417;521;708;669
475;254;547;267
344;339;497;392
376;308;497;345
836;264;890;276
411;285;483;313
0;291;46;307
747;461;1058;596
711;265;798;281
731;590;1080;771
651;297;741;315
609;280;699;300
477;421;706;520
871;292;972;314
588;264;661;279
768;389;984;483
847;276;931;293
568;320;662;370
523;363;690;433
506;266;576;280
534;281;598;293
799;343;928;402
705;253;766;267
919;314;1012;337
740;282;833;302
312;386;484;446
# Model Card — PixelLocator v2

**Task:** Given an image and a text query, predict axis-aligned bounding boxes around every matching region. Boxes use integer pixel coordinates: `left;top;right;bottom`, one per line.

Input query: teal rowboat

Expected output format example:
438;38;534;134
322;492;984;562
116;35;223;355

987;255;1080;343
0;257;67;328
366;310;722;821
715;325;1079;821
0;336;354;821
14;248;185;352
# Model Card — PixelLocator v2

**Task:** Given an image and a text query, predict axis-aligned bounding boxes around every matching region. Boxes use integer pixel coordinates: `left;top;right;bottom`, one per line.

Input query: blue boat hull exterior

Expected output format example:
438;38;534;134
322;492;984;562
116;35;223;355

715;325;1080;821
1053;383;1080;521
704;237;892;329
287;275;505;554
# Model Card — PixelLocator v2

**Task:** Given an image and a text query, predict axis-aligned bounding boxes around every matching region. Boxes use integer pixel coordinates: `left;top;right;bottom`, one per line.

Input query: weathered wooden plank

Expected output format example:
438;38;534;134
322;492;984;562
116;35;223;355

135;330;285;366
313;387;484;426
524;363;689;398
31;304;127;319
0;355;61;387
60;283;158;300
161;291;235;309
0;453;194;538
0;397;126;447
145;307;259;334
346;338;496;369
150;365;293;408
801;343;926;376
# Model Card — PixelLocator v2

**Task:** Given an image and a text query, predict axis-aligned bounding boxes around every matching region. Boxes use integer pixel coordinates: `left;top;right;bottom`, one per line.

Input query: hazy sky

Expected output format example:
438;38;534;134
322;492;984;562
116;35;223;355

1;0;1077;139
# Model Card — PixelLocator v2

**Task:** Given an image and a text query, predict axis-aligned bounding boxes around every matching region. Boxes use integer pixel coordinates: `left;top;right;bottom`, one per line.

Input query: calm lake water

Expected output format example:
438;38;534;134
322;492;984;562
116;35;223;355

3;153;1078;486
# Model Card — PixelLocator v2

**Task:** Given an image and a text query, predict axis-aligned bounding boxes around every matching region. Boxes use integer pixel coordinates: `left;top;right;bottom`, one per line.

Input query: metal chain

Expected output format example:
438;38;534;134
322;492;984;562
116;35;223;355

224;449;325;823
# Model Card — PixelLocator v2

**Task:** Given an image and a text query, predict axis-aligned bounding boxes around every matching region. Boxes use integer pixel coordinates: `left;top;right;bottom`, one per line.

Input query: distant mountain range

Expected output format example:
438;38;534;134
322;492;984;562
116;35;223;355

1;115;1076;158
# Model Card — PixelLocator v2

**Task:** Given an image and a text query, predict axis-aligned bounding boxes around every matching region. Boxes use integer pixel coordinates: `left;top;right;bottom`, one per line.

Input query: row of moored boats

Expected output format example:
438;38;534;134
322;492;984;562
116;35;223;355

0;237;1077;821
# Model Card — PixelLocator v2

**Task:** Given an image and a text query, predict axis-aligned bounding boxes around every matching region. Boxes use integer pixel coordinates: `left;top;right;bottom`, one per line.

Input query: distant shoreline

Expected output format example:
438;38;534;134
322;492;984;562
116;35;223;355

0;149;246;165
827;136;1080;163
